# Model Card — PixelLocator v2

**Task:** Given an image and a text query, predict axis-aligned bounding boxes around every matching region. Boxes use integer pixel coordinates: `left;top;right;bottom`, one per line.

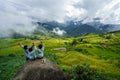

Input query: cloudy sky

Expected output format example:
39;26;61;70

0;0;120;37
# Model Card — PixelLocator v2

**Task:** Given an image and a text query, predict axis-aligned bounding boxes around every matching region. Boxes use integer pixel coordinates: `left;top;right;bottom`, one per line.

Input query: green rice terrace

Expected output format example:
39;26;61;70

0;31;120;80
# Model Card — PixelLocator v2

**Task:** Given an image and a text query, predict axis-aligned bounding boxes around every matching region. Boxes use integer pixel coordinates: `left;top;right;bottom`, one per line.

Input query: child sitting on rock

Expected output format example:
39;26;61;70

34;41;45;63
18;42;36;60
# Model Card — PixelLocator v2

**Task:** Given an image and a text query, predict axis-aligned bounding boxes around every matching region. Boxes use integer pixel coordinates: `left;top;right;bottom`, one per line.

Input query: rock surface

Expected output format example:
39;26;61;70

14;58;66;80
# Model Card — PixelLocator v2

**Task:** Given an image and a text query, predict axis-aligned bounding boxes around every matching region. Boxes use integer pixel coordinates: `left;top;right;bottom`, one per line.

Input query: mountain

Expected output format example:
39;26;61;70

86;19;120;32
33;22;66;38
34;20;120;37
63;24;100;37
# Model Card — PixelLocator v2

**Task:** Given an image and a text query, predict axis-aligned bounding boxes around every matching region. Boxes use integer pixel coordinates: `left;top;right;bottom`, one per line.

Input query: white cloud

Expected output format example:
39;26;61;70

52;27;66;36
96;0;120;24
0;0;120;37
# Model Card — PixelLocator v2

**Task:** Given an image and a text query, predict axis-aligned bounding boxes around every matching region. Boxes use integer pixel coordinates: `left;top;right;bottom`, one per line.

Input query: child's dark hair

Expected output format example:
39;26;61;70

24;45;28;49
29;47;33;52
38;44;42;49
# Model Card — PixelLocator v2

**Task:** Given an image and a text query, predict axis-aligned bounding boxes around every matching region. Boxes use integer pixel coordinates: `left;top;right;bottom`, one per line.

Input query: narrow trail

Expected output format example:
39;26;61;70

14;58;66;80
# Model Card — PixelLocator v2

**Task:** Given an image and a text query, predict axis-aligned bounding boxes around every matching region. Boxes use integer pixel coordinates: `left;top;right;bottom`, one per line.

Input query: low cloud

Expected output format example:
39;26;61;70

0;0;120;37
52;27;66;36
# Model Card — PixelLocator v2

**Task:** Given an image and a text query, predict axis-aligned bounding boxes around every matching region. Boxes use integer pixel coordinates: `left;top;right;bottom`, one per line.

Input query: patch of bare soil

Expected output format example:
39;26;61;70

53;47;67;52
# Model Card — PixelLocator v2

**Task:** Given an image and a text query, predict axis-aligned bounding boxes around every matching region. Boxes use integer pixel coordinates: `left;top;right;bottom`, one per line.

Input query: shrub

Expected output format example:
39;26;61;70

8;54;16;57
82;40;89;43
64;42;71;45
116;59;120;68
71;39;78;45
105;35;112;39
75;48;89;54
0;55;4;58
68;64;110;80
100;56;109;60
99;33;104;38
79;38;83;42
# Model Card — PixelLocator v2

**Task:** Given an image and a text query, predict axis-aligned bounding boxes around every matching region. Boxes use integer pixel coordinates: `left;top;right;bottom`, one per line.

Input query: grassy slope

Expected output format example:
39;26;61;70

0;31;120;80
0;57;25;80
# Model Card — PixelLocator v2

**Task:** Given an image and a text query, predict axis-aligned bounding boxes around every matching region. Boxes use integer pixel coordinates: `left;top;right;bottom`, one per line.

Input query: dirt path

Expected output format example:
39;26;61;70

14;58;66;80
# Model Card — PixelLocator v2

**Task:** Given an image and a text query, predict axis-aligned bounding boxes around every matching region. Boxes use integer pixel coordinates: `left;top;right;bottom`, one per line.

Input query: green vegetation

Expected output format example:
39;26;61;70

0;56;25;80
0;31;120;80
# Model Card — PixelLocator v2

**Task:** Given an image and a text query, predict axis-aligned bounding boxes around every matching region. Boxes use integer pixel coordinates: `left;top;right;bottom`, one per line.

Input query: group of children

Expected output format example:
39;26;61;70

18;41;45;62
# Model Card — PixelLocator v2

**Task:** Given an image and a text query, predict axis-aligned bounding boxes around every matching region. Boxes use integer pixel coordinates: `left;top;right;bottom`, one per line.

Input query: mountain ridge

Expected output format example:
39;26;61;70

35;20;120;37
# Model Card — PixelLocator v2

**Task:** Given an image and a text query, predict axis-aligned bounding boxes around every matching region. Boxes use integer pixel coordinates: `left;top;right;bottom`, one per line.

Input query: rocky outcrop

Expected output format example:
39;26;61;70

14;58;66;80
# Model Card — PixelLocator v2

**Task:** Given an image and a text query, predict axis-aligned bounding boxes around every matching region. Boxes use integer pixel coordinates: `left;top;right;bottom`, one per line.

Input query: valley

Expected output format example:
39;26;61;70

0;31;120;80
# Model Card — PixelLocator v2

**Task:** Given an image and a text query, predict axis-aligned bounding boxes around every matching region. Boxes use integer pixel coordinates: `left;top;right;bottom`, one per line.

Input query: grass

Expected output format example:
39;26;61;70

59;51;120;79
0;31;120;80
0;56;25;80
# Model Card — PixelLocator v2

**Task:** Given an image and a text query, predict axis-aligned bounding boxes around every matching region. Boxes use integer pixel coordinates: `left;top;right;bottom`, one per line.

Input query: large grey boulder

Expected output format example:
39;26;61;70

14;58;66;80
